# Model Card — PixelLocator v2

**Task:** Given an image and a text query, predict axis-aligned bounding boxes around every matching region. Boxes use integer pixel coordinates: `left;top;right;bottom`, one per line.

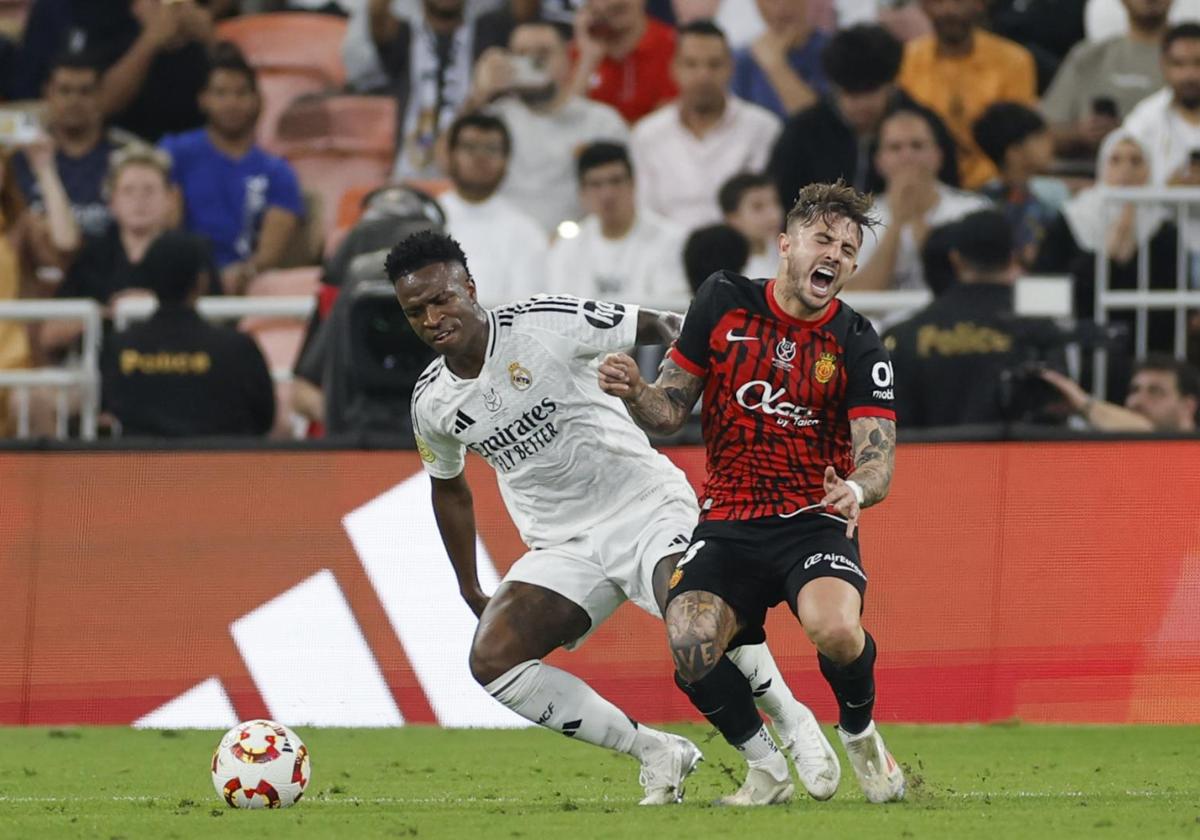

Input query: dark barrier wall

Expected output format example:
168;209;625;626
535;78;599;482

2;443;1198;727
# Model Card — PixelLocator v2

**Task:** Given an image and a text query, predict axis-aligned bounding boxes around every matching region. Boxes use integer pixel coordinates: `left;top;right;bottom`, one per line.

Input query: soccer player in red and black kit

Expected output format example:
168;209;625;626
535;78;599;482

599;181;904;806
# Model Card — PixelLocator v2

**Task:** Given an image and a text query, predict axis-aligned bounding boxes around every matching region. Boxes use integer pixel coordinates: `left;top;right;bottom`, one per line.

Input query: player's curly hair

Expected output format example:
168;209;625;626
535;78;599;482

785;180;877;239
385;230;471;284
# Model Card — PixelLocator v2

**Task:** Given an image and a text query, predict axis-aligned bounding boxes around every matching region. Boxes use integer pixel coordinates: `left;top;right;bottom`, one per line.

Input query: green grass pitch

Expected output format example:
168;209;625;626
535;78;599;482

0;724;1197;839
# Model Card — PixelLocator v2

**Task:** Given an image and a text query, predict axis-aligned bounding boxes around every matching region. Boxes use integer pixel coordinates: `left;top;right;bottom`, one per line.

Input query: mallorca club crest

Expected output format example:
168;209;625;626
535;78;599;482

773;338;797;371
508;362;533;391
813;352;838;384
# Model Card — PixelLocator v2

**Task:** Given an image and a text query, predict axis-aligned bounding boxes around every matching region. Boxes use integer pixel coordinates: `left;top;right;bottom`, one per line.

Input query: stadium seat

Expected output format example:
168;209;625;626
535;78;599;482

289;152;394;253
331;178;451;250
246;267;321;298
256;72;334;154
274;95;397;157
215;13;347;87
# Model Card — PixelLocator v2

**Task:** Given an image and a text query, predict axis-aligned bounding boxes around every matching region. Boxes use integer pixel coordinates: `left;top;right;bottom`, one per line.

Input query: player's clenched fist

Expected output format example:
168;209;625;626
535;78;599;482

599;353;646;401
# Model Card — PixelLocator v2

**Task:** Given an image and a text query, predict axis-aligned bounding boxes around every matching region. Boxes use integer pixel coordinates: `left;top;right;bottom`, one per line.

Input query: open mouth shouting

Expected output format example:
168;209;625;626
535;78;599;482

809;264;838;299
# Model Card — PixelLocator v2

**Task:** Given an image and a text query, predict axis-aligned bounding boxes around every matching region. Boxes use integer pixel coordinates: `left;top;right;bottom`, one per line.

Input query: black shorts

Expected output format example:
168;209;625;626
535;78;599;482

665;513;867;645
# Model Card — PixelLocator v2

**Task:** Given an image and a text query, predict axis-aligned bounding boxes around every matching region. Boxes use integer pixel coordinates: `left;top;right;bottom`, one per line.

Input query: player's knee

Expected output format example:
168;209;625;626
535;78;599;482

805;615;863;663
468;636;521;687
667;629;726;683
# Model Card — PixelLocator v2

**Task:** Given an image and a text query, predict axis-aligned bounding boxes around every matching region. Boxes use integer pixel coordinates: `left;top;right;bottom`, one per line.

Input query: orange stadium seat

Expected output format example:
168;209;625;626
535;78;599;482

215;13;348;87
288;151;394;251
256;72;334;153
273;95;396;157
246;266;321;298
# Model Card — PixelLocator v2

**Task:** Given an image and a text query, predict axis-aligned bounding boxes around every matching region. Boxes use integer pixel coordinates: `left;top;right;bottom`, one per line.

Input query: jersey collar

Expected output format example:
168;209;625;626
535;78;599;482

765;279;841;329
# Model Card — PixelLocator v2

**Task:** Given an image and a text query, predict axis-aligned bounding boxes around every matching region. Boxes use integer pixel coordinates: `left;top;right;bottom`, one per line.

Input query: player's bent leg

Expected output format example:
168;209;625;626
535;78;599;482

795;578;903;803
665;591;793;806
472;582;702;805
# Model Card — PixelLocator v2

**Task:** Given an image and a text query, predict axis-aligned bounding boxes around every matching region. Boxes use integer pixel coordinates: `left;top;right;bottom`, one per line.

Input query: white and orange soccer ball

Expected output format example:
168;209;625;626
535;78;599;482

211;719;311;809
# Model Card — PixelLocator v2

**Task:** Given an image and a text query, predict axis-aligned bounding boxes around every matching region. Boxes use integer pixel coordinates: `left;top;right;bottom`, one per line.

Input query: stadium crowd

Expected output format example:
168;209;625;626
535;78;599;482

0;0;1198;438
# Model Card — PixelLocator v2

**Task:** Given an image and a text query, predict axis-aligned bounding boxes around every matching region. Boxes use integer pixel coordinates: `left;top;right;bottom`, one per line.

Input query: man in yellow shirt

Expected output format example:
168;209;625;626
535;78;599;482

898;0;1037;189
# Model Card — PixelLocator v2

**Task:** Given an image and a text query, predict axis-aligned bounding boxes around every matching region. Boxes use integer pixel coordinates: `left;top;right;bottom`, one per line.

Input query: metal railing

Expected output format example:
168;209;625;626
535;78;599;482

0;300;102;440
1094;186;1200;396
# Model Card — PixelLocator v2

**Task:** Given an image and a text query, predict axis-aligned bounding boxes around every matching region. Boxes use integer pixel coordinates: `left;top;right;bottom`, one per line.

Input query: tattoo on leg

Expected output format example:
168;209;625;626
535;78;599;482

666;591;740;682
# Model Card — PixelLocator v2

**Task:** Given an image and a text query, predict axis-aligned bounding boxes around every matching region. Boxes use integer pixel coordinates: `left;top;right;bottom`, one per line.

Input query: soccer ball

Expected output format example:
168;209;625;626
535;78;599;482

211;719;311;809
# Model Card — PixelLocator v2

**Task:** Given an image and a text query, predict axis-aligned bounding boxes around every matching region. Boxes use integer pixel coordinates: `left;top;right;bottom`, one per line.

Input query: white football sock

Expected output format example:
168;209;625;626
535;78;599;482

735;725;789;781
485;660;665;762
727;643;798;731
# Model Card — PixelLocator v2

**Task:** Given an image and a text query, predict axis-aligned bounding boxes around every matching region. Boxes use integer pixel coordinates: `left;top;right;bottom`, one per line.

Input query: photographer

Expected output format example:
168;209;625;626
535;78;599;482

883;209;1026;428
1040;356;1199;433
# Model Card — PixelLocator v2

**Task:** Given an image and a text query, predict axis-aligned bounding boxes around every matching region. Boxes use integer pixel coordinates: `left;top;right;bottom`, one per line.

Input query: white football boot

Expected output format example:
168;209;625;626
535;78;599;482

638;733;703;805
777;702;841;800
838;721;905;803
715;756;794;806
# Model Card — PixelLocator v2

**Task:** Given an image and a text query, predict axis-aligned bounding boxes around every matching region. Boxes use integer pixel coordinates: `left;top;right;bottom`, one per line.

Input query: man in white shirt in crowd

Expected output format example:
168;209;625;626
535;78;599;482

439;113;548;305
630;20;782;231
718;171;783;278
1041;0;1171;159
853;108;992;291
464;19;629;233
546;142;690;308
1123;22;1200;187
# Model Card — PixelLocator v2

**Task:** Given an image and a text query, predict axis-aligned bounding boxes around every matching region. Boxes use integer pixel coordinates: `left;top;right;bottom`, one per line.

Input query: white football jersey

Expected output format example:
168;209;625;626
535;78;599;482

412;295;693;548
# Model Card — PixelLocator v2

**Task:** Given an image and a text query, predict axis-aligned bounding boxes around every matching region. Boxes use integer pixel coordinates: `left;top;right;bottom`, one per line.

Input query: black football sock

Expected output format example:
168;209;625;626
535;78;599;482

674;655;763;747
817;630;877;735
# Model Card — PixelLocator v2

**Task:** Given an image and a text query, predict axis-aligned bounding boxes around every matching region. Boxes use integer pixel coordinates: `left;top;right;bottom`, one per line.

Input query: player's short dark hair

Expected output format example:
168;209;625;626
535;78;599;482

972;102;1047;168
138;231;211;304
683;224;749;293
949;210;1014;273
206;41;258;92
447;112;511;157
1163;21;1200;52
577;141;633;182
1135;354;1200;403
785;180;876;241
718;172;774;216
920;220;960;297
46;50;101;82
676;19;728;48
385;230;471;285
822;25;903;93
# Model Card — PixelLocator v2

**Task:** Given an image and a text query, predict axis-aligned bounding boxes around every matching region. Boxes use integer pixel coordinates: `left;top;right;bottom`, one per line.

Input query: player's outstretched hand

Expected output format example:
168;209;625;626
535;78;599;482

598;353;646;401
820;465;860;538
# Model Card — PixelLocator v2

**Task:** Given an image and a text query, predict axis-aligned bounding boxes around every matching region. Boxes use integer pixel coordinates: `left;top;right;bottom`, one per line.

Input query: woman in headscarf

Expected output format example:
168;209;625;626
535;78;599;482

1033;129;1178;323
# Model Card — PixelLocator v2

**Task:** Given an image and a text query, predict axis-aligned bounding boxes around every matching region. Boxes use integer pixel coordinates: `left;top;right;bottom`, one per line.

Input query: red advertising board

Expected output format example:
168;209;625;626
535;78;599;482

1;443;1198;727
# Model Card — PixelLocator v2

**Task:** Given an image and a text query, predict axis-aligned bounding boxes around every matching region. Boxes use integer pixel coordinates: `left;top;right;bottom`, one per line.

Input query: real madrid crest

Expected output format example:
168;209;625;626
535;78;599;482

508;362;533;391
814;352;837;384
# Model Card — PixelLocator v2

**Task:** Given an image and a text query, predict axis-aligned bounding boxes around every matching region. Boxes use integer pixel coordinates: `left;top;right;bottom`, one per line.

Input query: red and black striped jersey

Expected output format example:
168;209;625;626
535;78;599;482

667;271;896;521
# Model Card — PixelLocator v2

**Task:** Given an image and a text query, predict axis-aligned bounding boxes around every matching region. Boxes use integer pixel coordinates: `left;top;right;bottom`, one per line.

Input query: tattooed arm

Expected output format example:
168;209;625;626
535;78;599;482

597;355;704;435
634;308;685;346
820;415;896;536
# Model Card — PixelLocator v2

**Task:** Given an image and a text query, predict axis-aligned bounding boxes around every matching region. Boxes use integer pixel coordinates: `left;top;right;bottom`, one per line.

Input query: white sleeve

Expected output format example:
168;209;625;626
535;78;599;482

411;391;466;480
506;295;640;357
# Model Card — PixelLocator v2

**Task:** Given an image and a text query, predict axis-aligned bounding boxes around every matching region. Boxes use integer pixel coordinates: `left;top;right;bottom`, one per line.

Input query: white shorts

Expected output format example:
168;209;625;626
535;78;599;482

502;484;699;647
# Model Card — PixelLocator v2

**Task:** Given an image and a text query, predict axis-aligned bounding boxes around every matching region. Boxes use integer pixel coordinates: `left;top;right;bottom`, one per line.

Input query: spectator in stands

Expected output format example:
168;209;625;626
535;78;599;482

852;108;991;290
101;230;275;437
988;0;1087;69
7;0;136;100
1122;23;1200;187
718;172;782;278
919;219;961;297
368;0;490;178
545;141;688;305
898;0;1037;189
7;133;81;289
1041;0;1169;160
768;25;959;208
160;47;304;295
1085;0;1200;42
465;20;628;233
12;54;121;250
99;0;214;142
883;209;1026;427
0;154;31;438
972;102;1065;267
43;147;203;353
1033;130;1178;321
730;0;829;118
439;113;547;303
630;21;781;231
1040;353;1200;432
682;222;750;293
569;0;678;122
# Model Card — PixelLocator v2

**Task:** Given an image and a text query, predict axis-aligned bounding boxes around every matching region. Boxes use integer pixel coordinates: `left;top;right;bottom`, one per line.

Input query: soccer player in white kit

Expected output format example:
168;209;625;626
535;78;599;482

391;231;838;805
